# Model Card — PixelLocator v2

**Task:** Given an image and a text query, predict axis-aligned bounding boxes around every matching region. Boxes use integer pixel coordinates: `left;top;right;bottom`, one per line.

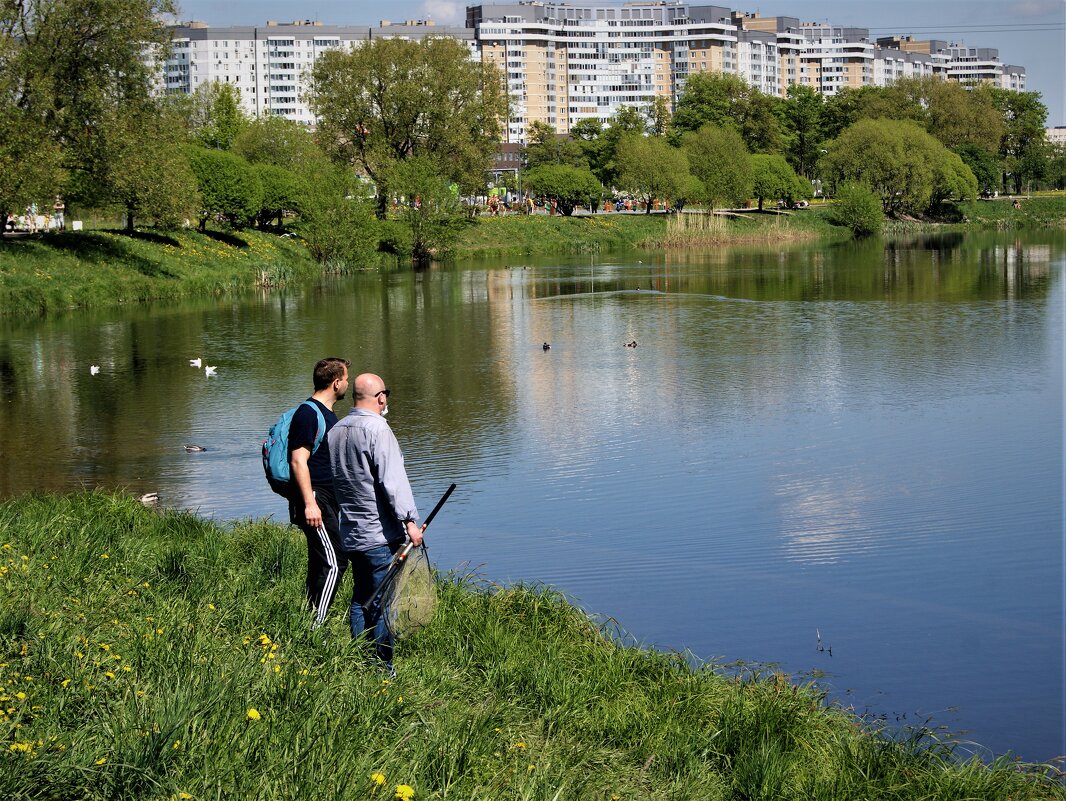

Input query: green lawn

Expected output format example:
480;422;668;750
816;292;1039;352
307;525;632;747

0;228;322;317
0;492;1062;801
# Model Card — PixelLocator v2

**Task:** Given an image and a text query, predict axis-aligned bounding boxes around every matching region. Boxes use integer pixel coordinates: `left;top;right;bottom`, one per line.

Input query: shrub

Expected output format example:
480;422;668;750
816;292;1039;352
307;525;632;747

829;182;883;237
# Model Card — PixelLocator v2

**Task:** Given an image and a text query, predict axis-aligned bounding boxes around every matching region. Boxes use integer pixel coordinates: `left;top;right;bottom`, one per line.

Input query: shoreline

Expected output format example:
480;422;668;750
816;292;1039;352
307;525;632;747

2;197;1064;318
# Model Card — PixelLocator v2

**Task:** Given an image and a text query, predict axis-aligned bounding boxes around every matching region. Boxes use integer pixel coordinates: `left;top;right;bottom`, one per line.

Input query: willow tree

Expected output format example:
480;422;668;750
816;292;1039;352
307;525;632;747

1;0;177;208
309;36;506;217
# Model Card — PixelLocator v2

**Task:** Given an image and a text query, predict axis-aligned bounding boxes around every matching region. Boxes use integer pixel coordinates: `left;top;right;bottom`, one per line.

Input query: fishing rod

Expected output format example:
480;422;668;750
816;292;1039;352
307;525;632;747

367;482;456;610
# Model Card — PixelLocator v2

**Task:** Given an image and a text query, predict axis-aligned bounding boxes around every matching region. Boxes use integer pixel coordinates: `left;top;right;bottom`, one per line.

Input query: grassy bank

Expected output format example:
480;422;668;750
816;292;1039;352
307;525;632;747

884;194;1066;235
448;209;844;257
0;492;1062;801
0;228;324;317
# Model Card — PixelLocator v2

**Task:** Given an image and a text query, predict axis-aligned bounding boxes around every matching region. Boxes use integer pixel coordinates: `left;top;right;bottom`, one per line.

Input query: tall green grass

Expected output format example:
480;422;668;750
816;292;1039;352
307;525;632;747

0;492;1062;800
0;229;326;317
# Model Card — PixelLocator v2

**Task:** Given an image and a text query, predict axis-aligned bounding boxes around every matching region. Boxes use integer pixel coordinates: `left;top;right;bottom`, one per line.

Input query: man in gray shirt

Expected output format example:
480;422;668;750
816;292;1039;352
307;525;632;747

328;372;422;670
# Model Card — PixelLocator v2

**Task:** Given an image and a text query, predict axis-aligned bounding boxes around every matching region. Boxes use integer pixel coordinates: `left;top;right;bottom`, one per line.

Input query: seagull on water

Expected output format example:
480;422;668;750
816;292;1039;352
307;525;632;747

189;358;202;368
90;365;100;375
184;444;207;452
204;365;217;376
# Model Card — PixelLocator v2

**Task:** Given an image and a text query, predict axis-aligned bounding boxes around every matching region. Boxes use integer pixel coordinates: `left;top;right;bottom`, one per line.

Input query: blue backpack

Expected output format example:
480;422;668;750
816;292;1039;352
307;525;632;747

262;400;326;496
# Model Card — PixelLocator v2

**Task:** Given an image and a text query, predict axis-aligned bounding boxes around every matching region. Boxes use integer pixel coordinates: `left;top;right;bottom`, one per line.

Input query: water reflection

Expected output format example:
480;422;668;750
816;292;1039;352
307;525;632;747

0;231;1062;763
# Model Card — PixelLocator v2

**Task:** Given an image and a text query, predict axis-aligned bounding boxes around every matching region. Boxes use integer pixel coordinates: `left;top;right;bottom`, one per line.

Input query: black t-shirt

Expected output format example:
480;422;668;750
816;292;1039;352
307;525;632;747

288;398;338;487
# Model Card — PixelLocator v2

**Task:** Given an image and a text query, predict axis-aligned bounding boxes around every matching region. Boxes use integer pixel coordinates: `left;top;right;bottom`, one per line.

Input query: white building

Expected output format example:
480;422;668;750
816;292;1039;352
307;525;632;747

158;19;473;124
154;4;1029;142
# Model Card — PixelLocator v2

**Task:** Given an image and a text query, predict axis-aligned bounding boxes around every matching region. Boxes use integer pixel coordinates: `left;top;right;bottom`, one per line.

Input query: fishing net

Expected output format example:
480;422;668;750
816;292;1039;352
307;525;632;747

382;543;438;639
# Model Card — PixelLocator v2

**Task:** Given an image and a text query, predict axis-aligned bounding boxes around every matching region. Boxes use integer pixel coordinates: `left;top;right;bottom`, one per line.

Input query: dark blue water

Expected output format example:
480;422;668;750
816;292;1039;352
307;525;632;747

1;231;1062;763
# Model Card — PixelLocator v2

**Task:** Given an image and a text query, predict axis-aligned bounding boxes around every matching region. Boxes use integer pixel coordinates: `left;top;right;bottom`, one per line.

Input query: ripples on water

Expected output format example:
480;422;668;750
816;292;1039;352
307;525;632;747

0;233;1062;763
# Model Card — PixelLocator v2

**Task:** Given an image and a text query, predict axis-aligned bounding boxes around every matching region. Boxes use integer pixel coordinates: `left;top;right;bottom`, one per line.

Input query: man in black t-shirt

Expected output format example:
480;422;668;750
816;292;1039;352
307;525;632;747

289;357;350;628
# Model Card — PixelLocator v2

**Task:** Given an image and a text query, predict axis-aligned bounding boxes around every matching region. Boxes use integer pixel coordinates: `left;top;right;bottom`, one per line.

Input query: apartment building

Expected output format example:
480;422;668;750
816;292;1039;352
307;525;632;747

155;2;1028;143
158;19;473;123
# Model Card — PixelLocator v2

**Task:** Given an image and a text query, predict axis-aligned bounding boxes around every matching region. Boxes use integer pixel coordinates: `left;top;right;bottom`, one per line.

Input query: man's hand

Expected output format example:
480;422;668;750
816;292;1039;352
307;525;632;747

304;501;323;529
406;520;425;547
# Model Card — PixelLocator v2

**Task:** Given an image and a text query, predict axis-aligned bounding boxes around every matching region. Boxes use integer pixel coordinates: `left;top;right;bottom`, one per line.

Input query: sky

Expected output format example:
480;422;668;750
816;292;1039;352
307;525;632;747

172;0;1066;126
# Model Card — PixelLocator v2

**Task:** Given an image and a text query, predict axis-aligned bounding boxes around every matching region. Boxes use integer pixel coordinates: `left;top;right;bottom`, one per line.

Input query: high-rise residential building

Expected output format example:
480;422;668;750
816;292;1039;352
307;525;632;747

154;2;1027;142
156;19;473;123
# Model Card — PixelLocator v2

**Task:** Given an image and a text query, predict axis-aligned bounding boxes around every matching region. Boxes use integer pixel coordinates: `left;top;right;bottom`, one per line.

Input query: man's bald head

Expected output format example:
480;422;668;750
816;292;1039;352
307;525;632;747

353;373;389;412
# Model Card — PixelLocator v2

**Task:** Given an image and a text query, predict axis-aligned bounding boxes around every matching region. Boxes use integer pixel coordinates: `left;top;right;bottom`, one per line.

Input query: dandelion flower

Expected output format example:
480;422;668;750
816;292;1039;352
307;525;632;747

370;772;386;786
104;672;115;680
14;692;26;700
100;553;109;559
512;741;527;749
394;785;415;801
246;707;261;721
95;757;107;765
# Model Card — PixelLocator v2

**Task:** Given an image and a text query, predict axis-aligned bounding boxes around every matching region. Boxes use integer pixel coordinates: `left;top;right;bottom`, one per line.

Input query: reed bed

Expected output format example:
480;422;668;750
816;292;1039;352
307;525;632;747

0;491;1062;800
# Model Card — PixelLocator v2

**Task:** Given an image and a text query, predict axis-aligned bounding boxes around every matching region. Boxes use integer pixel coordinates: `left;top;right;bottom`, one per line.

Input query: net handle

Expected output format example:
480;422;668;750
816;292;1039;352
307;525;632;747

368;483;456;609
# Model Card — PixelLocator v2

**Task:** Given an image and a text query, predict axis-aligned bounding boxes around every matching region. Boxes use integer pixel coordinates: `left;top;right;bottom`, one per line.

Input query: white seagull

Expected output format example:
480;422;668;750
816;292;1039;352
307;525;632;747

189;358;202;368
90;365;100;375
204;365;217;376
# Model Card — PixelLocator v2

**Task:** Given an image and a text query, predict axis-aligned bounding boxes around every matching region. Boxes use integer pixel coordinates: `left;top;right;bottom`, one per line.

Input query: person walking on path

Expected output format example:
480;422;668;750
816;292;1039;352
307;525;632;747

289;357;350;628
328;373;422;671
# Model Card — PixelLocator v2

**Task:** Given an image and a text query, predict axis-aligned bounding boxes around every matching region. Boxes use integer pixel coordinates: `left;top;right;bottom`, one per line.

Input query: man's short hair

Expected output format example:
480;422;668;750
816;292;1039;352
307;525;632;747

313;357;351;390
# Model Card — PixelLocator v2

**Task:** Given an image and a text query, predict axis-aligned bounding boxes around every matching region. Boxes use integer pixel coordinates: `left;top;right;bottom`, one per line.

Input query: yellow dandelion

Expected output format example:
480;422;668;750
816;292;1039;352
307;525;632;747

394;785;415;801
172;739;182;750
246;707;261;721
95;757;107;765
179;793;193;800
370;772;386;786
104;672;115;680
8;742;33;753
100;553;109;559
61;679;71;688
512;741;527;749
207;604;216;611
14;692;26;700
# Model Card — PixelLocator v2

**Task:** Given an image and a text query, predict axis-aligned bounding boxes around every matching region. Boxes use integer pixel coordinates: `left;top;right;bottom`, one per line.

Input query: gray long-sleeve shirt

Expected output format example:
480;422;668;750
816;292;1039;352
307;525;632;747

328;408;419;552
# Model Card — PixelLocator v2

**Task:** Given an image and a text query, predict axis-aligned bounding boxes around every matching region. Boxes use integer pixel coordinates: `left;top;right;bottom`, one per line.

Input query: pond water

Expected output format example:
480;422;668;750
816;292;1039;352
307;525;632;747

1;230;1063;764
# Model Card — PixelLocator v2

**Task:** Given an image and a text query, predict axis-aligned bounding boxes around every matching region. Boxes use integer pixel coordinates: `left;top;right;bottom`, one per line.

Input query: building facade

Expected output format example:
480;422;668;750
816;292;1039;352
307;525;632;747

155;2;1028;143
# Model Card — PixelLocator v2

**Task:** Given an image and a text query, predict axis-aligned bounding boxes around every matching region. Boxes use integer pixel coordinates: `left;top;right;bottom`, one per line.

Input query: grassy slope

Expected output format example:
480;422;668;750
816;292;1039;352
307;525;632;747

0;229;321;317
0;492;1061;801
448;209;844;257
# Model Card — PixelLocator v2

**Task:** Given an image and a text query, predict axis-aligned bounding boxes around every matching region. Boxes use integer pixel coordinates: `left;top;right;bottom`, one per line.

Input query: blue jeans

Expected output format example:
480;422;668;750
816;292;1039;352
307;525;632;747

347;542;401;664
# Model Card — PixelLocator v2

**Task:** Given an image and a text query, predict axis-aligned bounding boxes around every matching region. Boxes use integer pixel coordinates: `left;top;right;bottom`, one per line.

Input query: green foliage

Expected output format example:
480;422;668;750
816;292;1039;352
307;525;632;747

614;135;690;212
779;84;826;179
296;164;379;269
309;36;506;216
820;119;978;216
250;164;302;230
673;72;784;154
100;100;200;231
955;144;1002;194
231;116;321;171
0;0;176;208
523;164;602;216
829;182;884;237
187;81;248;151
990;88;1048;193
0;491;1062;801
523;121;588;170
750;154;809;210
681;124;752;210
387;156;467;262
185;146;263;230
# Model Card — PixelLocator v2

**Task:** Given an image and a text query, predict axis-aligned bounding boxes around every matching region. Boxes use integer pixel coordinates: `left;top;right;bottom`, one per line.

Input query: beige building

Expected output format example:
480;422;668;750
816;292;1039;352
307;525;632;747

155;3;1029;142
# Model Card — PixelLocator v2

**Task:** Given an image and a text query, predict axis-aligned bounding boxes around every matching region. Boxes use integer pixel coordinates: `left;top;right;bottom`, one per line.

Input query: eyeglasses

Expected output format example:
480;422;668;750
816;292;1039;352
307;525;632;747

374;389;391;399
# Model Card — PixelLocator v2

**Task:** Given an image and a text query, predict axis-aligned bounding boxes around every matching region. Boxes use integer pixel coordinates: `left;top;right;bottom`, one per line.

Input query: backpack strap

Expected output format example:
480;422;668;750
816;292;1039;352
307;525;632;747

301;400;327;455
